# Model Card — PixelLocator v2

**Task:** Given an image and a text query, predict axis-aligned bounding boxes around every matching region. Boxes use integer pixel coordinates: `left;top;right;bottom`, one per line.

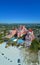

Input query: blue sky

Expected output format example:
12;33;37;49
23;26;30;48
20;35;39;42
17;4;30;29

0;0;40;23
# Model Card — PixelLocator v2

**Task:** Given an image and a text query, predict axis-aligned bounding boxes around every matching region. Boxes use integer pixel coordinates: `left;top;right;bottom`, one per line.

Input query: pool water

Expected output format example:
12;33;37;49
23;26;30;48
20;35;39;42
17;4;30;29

10;37;24;45
17;39;24;45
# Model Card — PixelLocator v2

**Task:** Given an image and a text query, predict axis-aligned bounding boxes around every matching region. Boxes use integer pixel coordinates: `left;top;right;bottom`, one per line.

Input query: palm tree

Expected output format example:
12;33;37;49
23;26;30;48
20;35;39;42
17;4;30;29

0;34;4;44
30;39;39;52
29;39;40;64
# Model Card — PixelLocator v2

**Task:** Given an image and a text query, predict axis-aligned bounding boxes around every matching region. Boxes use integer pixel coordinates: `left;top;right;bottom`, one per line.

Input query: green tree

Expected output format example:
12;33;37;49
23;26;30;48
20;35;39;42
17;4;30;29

30;39;39;52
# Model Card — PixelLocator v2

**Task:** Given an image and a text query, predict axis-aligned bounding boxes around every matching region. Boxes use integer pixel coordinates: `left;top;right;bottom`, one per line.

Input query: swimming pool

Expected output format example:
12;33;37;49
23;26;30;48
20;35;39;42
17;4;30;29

17;39;24;45
10;37;24;45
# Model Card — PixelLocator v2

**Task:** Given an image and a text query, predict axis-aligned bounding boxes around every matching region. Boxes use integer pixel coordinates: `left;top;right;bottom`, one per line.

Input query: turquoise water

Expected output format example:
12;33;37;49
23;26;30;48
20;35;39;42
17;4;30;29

17;39;24;45
10;37;24;45
10;37;16;41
